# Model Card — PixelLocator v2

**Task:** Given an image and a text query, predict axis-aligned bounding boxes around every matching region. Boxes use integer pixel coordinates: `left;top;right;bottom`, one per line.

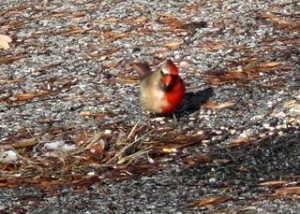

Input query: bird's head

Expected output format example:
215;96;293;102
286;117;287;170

160;60;179;88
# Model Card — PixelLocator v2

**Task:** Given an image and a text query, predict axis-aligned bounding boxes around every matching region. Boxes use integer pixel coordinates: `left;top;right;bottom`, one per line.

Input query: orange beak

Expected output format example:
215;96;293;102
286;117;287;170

162;74;172;87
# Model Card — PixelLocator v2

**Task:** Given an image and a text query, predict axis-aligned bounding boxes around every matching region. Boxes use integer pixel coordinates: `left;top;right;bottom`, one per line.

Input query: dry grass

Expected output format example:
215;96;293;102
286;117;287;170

0;120;210;189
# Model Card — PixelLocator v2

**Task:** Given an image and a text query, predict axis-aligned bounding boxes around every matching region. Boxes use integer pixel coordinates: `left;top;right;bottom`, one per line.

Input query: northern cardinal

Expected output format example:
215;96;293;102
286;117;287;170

132;59;185;114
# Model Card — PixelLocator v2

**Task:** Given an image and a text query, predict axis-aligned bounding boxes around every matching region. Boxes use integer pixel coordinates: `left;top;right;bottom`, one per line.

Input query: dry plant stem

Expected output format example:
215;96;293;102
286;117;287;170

127;120;140;140
107;127;153;164
116;149;152;165
72;132;103;155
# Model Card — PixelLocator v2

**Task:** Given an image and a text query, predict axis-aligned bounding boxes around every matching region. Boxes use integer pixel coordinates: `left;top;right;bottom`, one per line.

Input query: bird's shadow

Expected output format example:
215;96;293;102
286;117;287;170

180;87;214;115
150;87;214;119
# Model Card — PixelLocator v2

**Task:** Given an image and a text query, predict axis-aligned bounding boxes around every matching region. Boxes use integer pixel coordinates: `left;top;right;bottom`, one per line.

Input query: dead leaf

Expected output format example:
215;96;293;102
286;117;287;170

12;138;38;149
258;11;298;29
95;112;105;120
74;132;91;147
157;13;183;29
0;55;22;64
259;180;288;186
203;41;226;51
182;21;207;32
35;62;62;73
0;34;12;50
132;17;148;25
184;154;209;168
116;75;139;84
102;30;132;40
162;147;178;153
79;111;105;119
164;40;183;49
273;186;300;196
88;140;106;161
14;91;49;101
122;16;149;25
283;100;300;115
206;71;250;85
261;61;283;68
190;196;231;208
228;137;256;147
239;165;250;172
105;17;118;23
79;111;93;117
0;77;26;85
0;96;10;102
149;48;169;56
202;101;236;109
87;48;120;59
137;28;152;35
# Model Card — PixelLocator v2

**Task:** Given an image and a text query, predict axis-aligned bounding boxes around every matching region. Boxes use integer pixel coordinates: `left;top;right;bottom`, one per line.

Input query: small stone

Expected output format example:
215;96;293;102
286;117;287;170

240;129;253;138
268;126;275;131
267;101;273;107
87;171;96;176
229;129;236;135
189;117;195;121
201;139;210;144
259;133;266;138
275;125;282;130
104;129;112;135
153;117;164;121
215;130;222;135
209;177;217;183
197;130;205;135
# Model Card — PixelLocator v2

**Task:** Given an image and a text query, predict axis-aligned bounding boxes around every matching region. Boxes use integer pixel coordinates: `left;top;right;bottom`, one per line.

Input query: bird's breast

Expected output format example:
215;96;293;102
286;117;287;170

161;78;185;113
139;85;168;113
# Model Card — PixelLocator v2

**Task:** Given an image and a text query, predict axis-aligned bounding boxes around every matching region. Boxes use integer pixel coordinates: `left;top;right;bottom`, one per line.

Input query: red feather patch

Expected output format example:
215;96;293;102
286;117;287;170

165;60;179;75
161;77;185;113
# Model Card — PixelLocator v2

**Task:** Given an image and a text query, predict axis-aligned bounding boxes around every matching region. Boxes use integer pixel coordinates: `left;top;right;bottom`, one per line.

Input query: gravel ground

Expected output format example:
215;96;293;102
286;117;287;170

0;0;300;213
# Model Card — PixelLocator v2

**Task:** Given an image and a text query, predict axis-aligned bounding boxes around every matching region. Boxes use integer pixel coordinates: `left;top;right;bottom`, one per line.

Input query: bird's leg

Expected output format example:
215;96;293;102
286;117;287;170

172;113;178;125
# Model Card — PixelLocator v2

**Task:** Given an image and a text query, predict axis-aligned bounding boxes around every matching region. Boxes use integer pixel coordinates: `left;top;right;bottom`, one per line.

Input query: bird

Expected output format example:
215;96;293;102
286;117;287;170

132;59;185;114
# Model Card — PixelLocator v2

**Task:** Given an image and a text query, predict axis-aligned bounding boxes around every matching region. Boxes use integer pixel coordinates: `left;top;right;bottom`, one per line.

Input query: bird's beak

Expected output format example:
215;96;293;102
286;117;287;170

162;74;172;87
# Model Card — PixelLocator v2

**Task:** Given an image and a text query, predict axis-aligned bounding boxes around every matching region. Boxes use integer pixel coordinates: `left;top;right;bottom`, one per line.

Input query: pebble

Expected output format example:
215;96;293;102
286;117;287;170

229;129;236;135
209;177;217;183
214;130;223;135
152;117;164;122
240;129;254;138
104;129;112;135
87;171;96;176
